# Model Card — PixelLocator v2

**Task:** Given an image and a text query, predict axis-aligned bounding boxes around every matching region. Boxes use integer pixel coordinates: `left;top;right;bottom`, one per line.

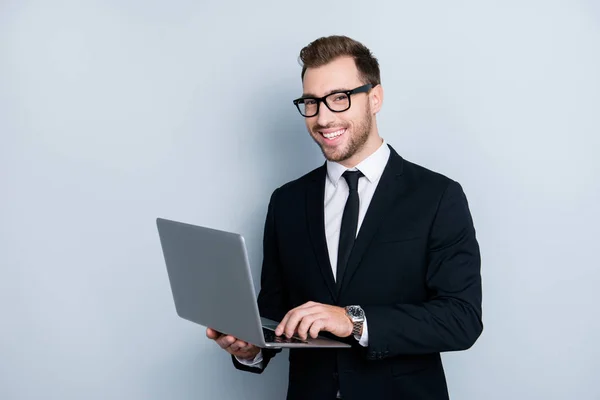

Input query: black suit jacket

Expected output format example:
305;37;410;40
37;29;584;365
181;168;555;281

233;145;483;400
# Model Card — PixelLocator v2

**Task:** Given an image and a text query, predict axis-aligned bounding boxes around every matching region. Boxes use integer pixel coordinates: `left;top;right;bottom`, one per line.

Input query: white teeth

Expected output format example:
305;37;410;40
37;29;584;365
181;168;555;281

322;129;345;139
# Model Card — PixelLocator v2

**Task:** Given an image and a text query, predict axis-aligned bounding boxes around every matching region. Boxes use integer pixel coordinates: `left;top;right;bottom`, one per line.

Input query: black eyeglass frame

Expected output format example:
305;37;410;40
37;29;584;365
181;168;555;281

292;83;375;117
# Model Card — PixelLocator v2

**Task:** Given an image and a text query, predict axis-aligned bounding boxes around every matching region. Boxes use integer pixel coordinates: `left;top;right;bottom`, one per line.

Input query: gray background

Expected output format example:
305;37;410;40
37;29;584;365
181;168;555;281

1;1;599;399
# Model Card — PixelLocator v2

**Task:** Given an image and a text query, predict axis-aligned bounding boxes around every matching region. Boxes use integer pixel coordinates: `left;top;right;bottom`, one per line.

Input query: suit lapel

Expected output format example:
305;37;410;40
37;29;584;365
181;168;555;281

306;165;338;302
339;147;406;295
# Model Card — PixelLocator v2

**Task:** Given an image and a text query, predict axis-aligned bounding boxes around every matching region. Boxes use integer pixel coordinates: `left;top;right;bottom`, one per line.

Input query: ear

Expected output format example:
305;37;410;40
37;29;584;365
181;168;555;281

369;84;384;114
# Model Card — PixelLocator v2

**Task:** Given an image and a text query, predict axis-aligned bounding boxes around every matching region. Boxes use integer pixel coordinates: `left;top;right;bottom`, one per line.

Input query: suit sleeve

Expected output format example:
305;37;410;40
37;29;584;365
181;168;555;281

231;188;286;373
361;180;483;359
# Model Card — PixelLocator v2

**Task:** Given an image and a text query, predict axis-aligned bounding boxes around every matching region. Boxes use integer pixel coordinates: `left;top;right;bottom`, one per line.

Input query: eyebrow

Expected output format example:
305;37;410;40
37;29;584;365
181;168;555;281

301;88;350;98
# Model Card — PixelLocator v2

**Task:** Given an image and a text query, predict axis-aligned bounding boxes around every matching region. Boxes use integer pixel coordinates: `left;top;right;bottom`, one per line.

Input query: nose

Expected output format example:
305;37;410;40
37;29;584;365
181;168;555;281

315;101;336;127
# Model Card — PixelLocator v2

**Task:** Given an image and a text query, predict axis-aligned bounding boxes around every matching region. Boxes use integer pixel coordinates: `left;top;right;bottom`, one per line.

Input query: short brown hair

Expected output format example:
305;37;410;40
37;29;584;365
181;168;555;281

299;35;381;86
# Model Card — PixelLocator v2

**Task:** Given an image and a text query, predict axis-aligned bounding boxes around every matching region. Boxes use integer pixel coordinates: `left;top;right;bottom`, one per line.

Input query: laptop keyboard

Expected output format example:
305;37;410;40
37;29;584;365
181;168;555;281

263;327;308;344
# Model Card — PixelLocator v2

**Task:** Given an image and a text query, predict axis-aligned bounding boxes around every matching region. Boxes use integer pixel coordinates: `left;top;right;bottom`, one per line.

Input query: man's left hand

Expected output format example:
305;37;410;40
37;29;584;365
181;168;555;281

275;301;353;340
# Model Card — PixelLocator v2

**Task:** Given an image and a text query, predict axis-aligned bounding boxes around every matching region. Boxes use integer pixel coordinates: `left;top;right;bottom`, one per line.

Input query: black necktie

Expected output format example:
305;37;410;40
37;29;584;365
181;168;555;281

336;170;363;290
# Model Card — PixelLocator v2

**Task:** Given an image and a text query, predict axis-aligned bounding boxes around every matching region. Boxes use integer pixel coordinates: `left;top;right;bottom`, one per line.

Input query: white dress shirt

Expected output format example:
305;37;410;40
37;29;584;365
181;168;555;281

236;140;391;370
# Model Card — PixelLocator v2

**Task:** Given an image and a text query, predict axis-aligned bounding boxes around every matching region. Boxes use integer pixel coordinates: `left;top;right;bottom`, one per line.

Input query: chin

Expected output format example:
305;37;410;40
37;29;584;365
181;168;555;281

322;146;352;163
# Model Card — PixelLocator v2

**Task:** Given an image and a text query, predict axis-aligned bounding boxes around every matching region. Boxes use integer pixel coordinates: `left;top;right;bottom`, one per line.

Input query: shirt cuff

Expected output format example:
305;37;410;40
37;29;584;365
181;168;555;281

355;315;369;347
235;350;264;368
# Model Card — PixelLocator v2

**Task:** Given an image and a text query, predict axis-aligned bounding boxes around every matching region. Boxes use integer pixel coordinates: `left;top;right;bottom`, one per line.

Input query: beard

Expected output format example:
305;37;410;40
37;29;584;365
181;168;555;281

311;103;373;163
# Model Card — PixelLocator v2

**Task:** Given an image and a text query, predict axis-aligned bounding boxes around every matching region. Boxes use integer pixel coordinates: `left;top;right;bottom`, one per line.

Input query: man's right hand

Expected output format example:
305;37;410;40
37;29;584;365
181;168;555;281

206;328;261;361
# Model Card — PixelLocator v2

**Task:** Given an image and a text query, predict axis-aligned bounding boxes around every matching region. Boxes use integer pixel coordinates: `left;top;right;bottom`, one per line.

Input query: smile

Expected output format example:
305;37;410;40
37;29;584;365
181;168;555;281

320;128;346;140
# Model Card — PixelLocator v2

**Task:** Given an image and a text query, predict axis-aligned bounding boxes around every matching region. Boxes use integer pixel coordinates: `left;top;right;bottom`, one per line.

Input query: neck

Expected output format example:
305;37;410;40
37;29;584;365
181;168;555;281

338;130;383;168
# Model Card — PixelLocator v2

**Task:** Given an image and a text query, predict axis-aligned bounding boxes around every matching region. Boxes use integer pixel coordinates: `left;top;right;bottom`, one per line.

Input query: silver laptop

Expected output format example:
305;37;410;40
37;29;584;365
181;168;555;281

156;217;351;349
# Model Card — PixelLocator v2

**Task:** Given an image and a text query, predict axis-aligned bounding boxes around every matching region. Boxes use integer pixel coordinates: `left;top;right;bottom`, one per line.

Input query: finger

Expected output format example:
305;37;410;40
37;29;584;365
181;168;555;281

309;318;326;338
240;344;256;354
275;302;321;336
281;310;302;338
240;343;255;352
216;335;236;349
276;309;296;336
206;328;222;340
230;340;247;353
298;312;329;340
284;308;321;338
297;313;320;340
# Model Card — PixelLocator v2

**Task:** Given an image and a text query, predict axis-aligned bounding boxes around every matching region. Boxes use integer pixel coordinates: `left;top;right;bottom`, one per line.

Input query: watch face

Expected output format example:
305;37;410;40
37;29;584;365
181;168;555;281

347;306;364;319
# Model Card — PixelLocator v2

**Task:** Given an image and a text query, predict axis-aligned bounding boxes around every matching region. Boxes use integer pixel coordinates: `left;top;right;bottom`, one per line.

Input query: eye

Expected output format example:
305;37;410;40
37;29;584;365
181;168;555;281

304;99;317;105
333;94;348;102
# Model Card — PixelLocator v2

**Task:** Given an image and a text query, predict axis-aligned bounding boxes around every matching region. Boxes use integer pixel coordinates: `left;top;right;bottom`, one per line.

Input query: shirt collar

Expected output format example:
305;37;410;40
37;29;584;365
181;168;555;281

326;140;391;187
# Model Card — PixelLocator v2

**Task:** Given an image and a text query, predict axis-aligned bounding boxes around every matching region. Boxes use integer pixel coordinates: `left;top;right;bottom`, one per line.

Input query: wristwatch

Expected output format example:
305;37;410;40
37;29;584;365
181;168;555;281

345;305;365;337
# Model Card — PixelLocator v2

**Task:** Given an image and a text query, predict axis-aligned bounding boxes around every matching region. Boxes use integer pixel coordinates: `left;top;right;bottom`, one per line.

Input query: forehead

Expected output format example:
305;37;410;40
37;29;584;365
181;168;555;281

302;56;362;96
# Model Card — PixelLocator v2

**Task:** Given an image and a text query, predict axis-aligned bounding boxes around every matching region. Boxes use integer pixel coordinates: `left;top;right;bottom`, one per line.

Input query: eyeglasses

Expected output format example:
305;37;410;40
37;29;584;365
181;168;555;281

292;83;374;118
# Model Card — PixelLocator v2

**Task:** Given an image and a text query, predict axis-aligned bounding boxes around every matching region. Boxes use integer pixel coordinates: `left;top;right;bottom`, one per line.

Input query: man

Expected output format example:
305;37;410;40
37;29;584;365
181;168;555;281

206;35;483;399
